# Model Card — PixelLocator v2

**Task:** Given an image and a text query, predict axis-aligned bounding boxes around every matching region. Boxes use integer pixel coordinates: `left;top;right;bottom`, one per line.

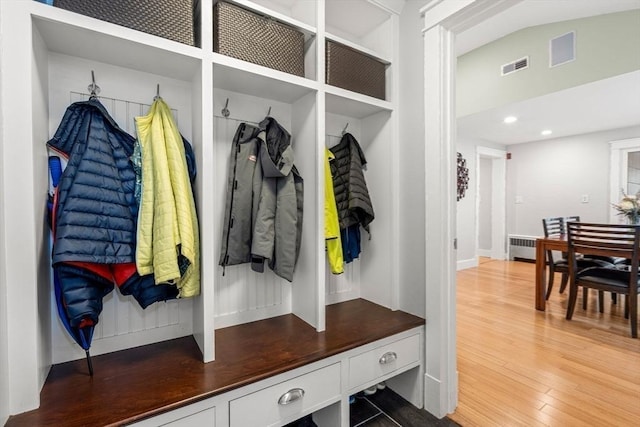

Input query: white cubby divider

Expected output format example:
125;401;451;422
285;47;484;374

0;0;408;416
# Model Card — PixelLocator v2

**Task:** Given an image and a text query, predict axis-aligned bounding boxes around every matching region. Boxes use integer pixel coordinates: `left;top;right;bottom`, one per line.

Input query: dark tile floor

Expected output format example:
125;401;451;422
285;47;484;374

350;387;460;427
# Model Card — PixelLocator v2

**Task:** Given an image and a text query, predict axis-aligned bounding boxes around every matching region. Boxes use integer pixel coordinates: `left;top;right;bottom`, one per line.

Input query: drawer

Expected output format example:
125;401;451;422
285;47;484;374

348;334;420;389
161;406;215;426
130;400;215;427
229;363;341;427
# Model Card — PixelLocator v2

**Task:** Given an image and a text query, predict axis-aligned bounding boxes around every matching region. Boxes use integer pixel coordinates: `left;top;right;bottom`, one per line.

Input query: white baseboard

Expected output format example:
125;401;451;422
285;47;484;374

456;258;478;271
477;249;492;257
451;369;459;414
425;373;451;418
424;373;442;418
478;249;507;260
424;371;458;419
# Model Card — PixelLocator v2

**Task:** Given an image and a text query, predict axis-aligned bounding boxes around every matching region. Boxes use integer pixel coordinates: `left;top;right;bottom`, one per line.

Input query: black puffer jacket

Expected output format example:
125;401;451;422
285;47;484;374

329;133;374;231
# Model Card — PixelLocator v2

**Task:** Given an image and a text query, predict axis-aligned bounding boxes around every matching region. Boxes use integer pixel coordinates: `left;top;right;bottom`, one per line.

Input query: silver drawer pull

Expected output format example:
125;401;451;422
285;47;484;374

278;388;305;405
379;351;398;365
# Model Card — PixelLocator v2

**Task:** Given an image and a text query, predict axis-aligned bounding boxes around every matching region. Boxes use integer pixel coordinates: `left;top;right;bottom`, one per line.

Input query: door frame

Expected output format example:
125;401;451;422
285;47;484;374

419;0;523;418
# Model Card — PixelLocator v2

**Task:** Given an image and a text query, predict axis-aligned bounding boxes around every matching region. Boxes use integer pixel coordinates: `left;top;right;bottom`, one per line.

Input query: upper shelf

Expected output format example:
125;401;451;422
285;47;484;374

325;86;393;119
30;3;201;82
325;0;395;60
213;53;318;104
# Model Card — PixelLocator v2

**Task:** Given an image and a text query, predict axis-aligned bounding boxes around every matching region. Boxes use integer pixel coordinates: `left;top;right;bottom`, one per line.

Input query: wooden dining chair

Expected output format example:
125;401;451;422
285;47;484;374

563;216;627;266
542;217;567;299
562;215;580;226
566;222;640;338
562;215;622;305
542;217;612;300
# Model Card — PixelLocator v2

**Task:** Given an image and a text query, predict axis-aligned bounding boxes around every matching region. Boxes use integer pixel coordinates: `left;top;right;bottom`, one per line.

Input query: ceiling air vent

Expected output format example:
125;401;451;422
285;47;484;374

501;56;529;76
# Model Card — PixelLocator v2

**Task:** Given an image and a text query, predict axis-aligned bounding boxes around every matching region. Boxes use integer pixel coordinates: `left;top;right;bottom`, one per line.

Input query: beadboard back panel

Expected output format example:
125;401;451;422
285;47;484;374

324;115;368;305
325;132;360;304
325;259;360;304
212;90;294;329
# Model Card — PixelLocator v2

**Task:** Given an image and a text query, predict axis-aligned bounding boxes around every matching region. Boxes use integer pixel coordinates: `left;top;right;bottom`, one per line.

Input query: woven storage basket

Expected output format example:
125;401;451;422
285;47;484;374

53;0;197;46
214;1;305;77
326;40;386;100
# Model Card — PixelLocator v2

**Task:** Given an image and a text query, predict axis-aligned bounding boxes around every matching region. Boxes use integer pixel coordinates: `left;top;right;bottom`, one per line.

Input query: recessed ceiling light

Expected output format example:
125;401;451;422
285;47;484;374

541;130;552;136
503;116;518;124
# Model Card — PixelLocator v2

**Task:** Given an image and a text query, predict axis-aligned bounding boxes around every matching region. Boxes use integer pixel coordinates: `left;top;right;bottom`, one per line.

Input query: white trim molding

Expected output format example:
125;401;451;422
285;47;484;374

420;0;523;418
609;138;640;223
457;258;479;271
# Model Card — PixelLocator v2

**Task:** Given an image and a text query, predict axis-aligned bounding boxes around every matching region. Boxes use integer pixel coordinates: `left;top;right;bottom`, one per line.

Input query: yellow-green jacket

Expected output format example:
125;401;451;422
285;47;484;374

135;98;200;297
325;148;343;274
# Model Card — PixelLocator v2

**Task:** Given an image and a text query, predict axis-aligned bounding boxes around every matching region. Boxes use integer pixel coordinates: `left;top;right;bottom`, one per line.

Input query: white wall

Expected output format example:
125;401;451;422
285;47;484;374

398;0;426;318
457;10;640;117
455;140;476;267
506;125;640;236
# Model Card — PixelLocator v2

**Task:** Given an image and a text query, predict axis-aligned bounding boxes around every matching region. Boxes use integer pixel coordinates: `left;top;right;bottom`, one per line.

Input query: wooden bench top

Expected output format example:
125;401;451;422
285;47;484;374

7;299;424;426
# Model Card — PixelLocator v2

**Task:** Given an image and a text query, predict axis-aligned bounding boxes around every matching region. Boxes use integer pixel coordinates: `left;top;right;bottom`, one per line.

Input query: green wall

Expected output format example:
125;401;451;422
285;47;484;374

457;10;640;117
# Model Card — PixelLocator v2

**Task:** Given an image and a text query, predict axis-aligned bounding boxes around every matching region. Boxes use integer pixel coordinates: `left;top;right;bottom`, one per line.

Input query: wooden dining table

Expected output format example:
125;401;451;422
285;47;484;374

535;234;568;311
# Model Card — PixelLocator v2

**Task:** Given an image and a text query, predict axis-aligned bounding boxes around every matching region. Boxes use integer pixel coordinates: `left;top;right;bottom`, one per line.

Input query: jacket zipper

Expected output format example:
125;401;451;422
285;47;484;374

222;126;243;275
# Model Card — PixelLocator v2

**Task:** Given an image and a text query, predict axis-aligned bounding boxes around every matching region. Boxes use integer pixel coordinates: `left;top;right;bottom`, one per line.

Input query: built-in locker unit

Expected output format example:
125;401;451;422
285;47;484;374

0;1;425;425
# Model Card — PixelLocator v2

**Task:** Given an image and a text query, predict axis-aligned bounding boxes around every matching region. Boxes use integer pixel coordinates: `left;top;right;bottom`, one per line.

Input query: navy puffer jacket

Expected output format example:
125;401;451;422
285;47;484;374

49;99;138;265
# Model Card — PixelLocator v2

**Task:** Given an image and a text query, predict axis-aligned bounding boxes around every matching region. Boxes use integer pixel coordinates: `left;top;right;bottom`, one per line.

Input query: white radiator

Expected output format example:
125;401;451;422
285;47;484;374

508;234;537;261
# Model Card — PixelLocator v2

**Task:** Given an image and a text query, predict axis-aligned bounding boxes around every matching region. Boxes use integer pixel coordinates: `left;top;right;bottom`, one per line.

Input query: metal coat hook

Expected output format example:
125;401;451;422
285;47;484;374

222;98;230;118
88;70;100;99
267;106;272;117
154;83;161;100
341;122;349;136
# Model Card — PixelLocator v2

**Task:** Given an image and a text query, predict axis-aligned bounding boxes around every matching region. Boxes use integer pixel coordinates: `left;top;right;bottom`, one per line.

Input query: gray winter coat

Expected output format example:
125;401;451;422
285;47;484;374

219;118;303;282
329;133;374;231
219;123;263;267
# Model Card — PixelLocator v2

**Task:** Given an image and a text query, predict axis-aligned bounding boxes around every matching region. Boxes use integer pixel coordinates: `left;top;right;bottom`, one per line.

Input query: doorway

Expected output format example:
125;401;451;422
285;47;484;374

476;147;506;261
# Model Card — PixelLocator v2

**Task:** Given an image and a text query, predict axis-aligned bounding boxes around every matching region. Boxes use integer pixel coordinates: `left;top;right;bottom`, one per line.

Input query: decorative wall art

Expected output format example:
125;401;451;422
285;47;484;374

457;152;469;201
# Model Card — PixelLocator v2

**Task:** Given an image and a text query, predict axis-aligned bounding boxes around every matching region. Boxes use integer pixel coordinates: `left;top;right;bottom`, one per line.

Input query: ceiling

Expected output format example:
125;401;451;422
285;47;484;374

456;0;640;146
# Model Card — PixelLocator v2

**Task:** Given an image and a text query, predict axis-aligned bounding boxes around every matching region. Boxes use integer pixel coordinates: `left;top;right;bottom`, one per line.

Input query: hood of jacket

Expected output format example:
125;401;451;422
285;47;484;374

257;116;294;178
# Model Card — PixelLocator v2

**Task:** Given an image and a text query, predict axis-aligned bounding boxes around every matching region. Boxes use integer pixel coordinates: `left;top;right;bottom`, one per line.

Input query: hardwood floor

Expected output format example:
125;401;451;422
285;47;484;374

450;259;640;427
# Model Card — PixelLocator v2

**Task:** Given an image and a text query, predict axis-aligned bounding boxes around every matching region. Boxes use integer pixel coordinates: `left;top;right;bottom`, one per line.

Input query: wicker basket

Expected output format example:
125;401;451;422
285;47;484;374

326;40;386;100
214;1;305;77
53;0;197;46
